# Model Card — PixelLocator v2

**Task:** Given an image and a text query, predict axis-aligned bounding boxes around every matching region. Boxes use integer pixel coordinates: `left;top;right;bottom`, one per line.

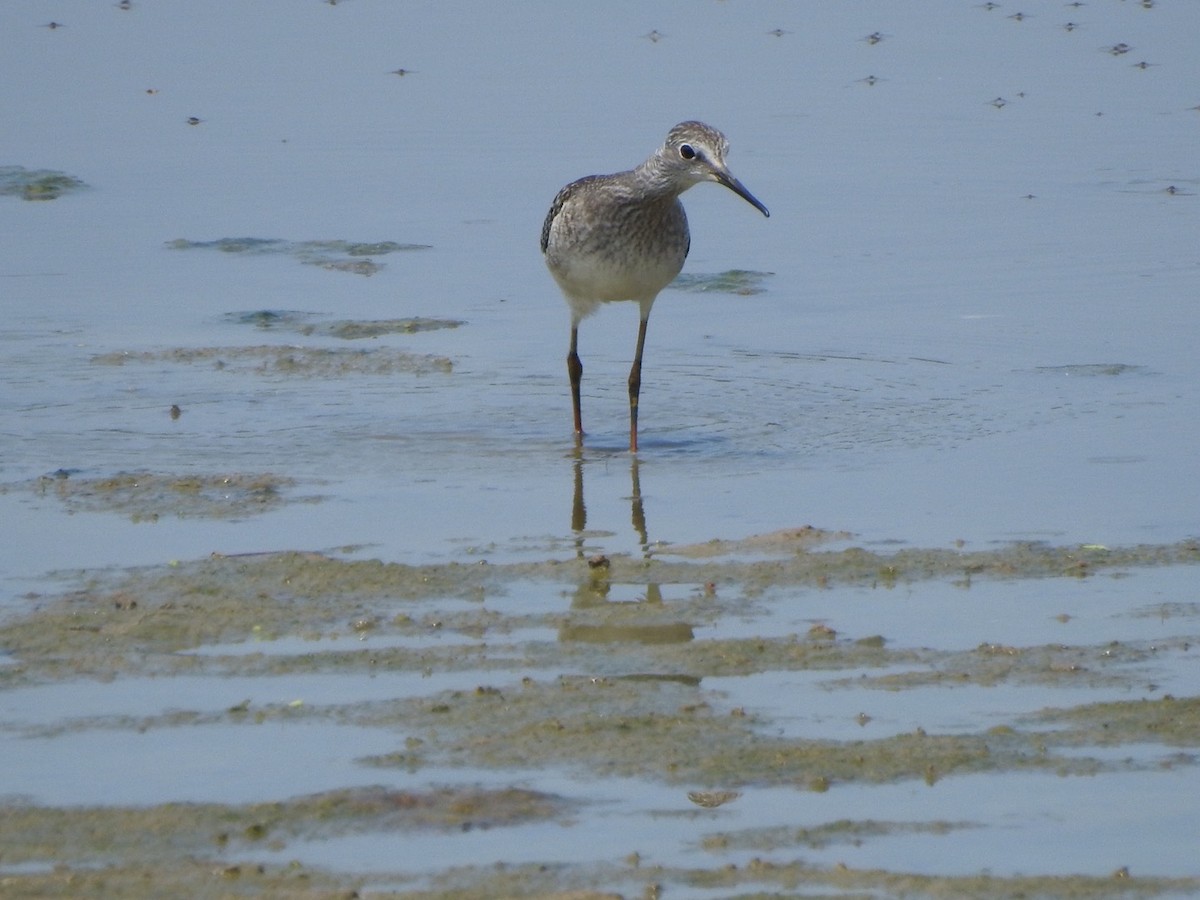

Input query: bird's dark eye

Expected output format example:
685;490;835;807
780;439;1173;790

679;144;696;160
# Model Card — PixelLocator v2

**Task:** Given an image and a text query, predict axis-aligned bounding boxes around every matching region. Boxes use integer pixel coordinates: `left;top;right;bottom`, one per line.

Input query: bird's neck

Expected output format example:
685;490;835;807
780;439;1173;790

631;151;688;201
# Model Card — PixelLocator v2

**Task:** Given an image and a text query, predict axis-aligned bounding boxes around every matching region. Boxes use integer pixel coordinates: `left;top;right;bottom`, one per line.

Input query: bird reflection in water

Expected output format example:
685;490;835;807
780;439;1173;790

569;446;651;563
563;449;696;651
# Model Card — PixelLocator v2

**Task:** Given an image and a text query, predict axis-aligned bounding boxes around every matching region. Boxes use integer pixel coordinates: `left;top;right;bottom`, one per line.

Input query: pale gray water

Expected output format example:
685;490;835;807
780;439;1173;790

3;0;1197;576
2;0;1199;894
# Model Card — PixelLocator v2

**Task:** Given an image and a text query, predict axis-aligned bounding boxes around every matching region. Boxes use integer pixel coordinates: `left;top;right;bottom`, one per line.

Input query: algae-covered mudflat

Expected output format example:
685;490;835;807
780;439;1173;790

2;537;1199;897
3;0;1199;896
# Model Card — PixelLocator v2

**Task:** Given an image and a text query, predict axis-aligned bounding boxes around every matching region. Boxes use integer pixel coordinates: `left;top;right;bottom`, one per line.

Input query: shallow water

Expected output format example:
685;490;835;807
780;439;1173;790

2;1;1199;896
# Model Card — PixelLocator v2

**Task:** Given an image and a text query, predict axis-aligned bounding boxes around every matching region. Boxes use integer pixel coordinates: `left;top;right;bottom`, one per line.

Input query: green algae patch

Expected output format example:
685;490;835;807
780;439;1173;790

91;343;453;376
582;536;1200;591
7;856;1191;900
1035;363;1152;377
699;817;978;853
322;318;465;339
0;786;568;866
0;165;88;200
167;237;431;275
0;859;357;900
663;860;1200;899
355;676;1101;789
1;541;1197;684
272;856;1200;900
0;786;566;899
670;269;773;295
658;525;853;559
25;470;307;521
221;310;466;339
827;638;1179;691
643;631;920;678
1029;694;1200;749
0;551;579;682
222;309;318;329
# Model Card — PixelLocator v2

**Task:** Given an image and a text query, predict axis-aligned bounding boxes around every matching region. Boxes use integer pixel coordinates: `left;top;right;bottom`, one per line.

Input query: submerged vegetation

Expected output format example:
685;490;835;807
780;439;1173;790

0;165;88;200
166;237;432;275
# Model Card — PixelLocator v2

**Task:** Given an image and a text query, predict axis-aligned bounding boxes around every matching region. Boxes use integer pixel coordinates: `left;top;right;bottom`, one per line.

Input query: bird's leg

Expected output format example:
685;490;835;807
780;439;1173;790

628;317;649;453
568;325;583;436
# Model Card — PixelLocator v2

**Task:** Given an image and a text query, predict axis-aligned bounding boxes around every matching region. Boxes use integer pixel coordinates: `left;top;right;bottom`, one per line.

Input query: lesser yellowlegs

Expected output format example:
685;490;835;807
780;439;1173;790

541;121;768;452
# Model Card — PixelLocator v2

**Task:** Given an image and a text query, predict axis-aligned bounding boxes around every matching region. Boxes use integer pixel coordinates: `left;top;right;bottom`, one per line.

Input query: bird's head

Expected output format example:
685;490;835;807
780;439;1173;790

662;121;769;217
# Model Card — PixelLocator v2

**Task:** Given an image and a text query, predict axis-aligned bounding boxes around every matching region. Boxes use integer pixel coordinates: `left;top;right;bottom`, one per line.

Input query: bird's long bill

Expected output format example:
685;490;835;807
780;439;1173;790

714;169;770;218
